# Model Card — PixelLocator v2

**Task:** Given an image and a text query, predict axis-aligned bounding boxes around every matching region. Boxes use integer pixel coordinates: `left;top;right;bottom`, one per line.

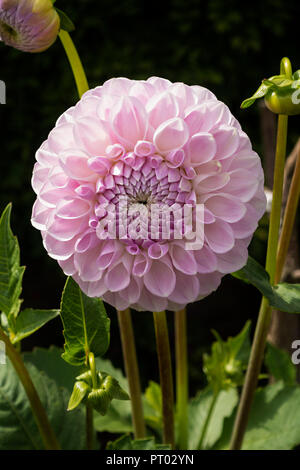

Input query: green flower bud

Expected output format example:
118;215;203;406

67;369;129;414
241;58;300;115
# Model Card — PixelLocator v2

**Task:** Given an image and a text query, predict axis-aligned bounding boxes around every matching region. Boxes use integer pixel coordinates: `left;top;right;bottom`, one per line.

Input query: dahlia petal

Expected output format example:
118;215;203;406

31;199;50;230
106;143;126;160
197;272;222;295
102;77;133;95
230;203;259;238
217;241;248;273
38;181;73;208
205;219;235;253
148;242;169;259
135;287;168;312
129;82;156;103
97;240;124;269
146;91;179;128
56;106;75;125
35;145;58;167
73;116;112;156
73;96;101;120
32;163;49;194
59;149;95;181
147;77;172;92
86;278;107;297
144;257;176;297
132;253;152;277
47;214;87;241
223;169;259;202
190;85;216;102
59;256;76;276
169;242;197;274
119;276;142;304
154;117;189;154
134;140;156;157
88;156;112;176
186;132;216;166
110;96;148;150
74;246;103;282
103;291;130;311
203;194;246;223
169;83;198;111
43;233;76;261
195;173;230;193
193;245;218;273
213;125;240;160
75;231;99;253
169;271;199;304
165;149;185;167
48;169;69;189
56;199;91;220
96;95;118;120
184;100;230;134
104;261;130;291
48;123;75;153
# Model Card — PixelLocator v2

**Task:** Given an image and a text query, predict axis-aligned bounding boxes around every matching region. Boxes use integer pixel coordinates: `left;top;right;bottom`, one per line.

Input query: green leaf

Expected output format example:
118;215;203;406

145;380;162;414
144;381;162;432
107;434;171;450
56;8;75;32
60;277;110;366
94;400;133;433
214;382;300;450
0;358;86;450
242;382;300;449
227;320;251;363
188;388;238;450
272;283;300;312
0;204;25;319
265;342;296;385
232;256;300;313
241;81;272;108
204;322;251;391
11;308;59;344
23;346;80;393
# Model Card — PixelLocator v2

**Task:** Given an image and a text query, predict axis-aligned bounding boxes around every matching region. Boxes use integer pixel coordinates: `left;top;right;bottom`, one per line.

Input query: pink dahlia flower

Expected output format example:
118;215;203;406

0;0;59;53
31;77;266;311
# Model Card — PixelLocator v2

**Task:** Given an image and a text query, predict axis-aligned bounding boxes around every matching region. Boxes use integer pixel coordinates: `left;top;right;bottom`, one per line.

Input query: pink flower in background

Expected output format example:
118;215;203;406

31;77;266;311
0;0;60;52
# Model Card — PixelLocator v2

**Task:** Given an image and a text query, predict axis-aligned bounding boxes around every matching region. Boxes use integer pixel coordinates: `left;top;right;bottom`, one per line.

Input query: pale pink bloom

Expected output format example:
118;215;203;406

31;77;266;311
0;0;59;52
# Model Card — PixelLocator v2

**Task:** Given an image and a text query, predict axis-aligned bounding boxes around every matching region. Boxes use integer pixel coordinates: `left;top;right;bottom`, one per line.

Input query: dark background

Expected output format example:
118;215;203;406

0;0;299;393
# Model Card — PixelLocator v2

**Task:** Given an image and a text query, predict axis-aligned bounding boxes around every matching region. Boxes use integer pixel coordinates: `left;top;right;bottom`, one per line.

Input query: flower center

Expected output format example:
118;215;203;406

90;151;196;247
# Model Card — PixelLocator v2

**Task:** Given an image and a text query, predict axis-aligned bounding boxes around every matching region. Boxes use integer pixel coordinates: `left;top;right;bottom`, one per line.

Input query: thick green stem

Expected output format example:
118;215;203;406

198;391;219;450
88;352;97;389
0;327;60;450
117;309;146;438
153;311;175;449
175;309;188;450
59;30;89;98
85;352;96;449
230;112;288;450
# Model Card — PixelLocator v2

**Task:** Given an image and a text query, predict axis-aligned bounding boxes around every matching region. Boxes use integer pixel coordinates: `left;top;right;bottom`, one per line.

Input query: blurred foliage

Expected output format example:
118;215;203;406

0;0;299;394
